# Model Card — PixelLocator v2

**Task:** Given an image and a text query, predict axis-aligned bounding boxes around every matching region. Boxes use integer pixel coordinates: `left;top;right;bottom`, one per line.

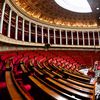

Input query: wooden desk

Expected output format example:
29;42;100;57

33;67;44;76
54;65;90;82
43;69;55;78
57;78;93;94
11;72;32;100
46;77;93;99
28;75;67;100
20;64;28;73
67;78;94;89
5;71;23;100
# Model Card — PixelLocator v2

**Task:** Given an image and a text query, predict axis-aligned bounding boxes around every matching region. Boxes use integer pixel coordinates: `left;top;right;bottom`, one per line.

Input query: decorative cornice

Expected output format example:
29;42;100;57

6;0;100;30
9;0;99;28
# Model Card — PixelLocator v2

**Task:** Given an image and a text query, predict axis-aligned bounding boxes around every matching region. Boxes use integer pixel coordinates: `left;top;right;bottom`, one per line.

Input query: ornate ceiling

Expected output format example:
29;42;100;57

12;0;100;28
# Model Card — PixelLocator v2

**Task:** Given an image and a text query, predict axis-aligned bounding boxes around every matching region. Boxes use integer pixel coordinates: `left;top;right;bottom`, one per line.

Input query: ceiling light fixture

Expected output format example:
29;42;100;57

96;7;99;10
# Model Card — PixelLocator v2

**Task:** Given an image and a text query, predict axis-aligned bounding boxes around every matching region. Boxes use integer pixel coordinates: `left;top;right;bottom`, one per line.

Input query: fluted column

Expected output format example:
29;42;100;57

88;31;90;45
0;1;6;33
35;24;37;43
48;27;50;44
54;28;56;44
66;30;68;45
71;31;73;45
29;22;31;42
77;31;79;45
93;31;95;46
42;26;44;43
15;15;18;40
8;9;12;37
60;29;62;45
22;19;25;41
82;31;85;45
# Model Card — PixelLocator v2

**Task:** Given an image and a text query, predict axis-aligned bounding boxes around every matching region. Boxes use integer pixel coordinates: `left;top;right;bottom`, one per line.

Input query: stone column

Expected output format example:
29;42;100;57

88;31;90;45
60;29;62;45
48;27;50;44
71;31;73;45
77;31;79;45
35;24;37;43
8;9;12;37
0;2;6;33
82;31;85;45
66;30;68;45
98;31;100;46
15;15;18;40
54;28;56;44
22;19;25;41
42;26;44;43
29;22;31;42
93;31;95;46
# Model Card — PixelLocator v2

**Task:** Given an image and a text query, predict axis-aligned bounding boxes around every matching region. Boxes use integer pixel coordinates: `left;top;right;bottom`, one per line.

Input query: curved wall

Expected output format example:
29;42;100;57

0;0;100;49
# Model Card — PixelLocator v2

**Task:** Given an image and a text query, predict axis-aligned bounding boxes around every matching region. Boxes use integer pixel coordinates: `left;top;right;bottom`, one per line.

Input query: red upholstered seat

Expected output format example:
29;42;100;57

24;84;31;91
0;82;6;88
97;66;100;70
87;70;95;77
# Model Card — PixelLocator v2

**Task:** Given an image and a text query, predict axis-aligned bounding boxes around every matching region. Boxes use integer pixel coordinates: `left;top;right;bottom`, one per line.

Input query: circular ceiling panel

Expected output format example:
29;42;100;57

54;0;92;13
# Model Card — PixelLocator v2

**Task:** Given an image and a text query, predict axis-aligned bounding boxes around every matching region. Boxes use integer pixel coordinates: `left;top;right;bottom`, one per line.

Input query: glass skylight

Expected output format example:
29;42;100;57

55;0;92;13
